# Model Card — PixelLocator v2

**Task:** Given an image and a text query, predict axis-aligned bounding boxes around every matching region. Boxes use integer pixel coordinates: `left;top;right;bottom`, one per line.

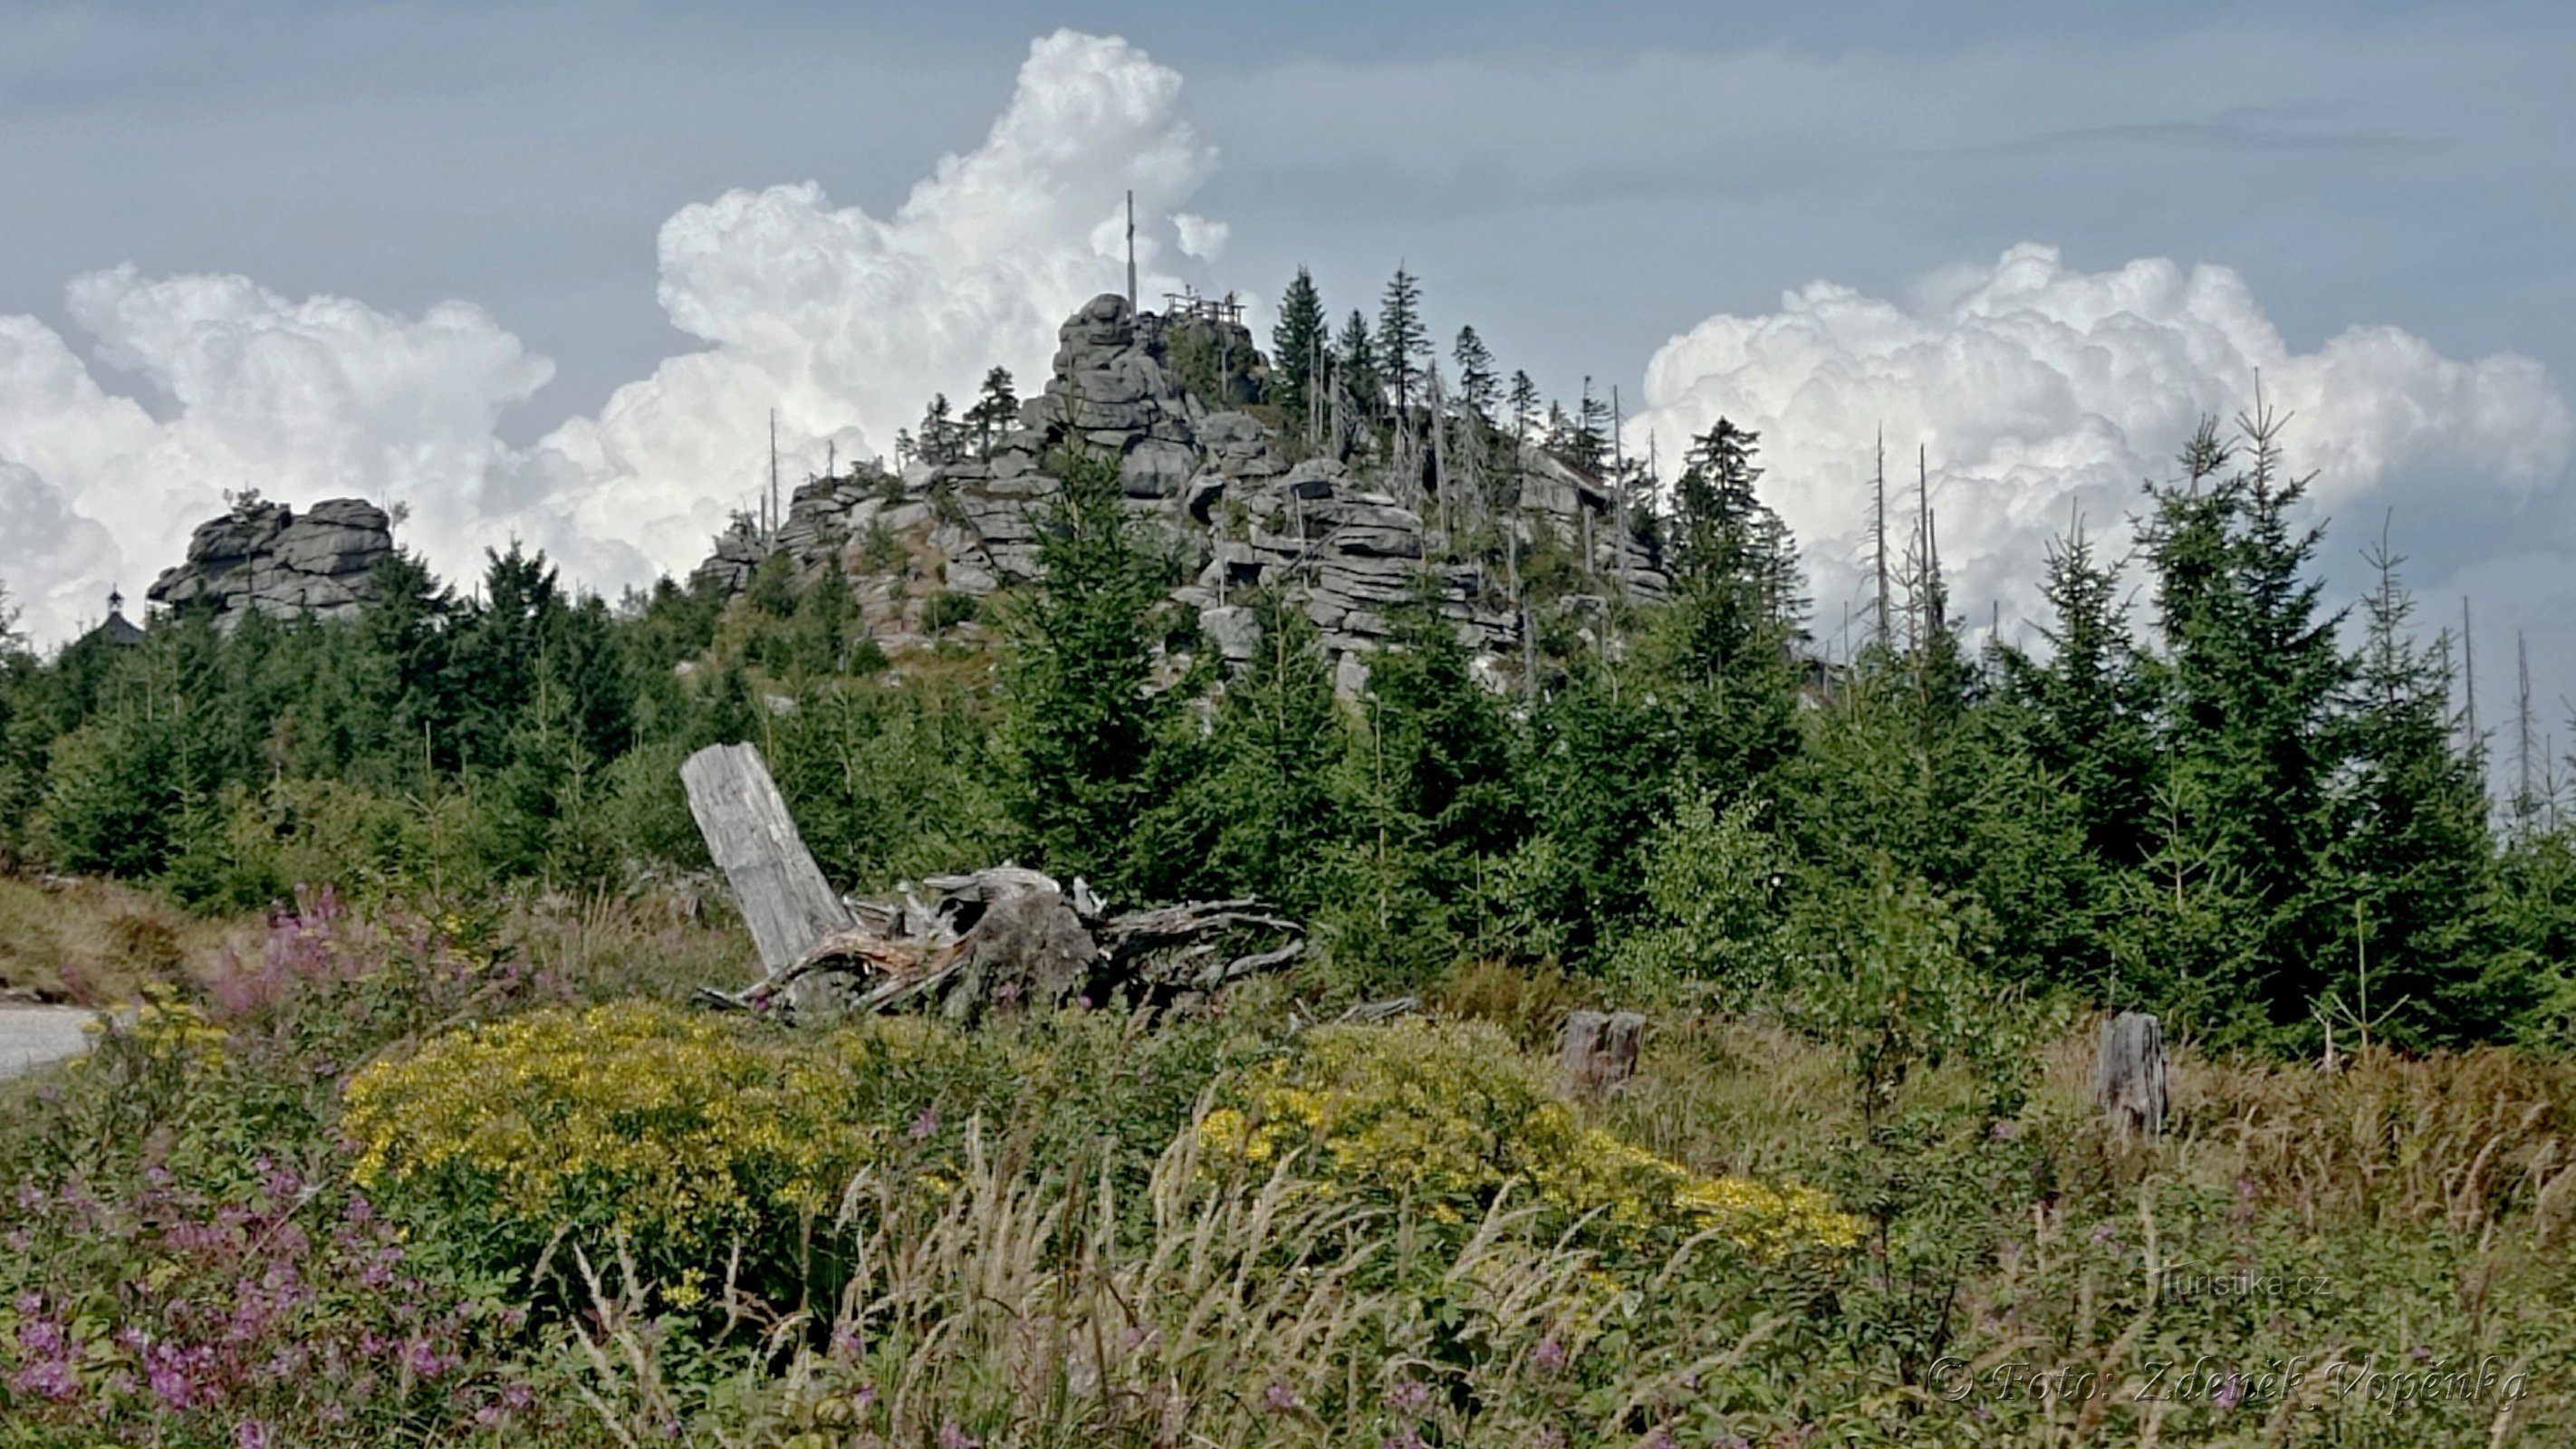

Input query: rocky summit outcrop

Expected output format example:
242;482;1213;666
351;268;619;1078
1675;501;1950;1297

691;293;1666;690
148;497;394;625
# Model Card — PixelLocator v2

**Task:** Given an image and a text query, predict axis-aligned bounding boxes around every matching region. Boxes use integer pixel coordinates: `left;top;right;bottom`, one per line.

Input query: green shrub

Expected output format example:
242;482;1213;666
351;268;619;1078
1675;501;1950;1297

342;1002;897;1305
923;589;981;633
1608;789;1791;1004
1199;1018;1862;1259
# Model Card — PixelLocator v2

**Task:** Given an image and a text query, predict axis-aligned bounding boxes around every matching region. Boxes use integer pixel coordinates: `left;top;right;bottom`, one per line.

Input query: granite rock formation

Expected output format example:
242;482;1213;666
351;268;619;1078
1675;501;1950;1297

691;293;1666;688
148;497;395;625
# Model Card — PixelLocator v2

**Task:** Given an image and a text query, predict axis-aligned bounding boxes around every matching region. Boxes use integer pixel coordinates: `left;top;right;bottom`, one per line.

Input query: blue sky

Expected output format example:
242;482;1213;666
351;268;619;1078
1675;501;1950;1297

5;1;2573;724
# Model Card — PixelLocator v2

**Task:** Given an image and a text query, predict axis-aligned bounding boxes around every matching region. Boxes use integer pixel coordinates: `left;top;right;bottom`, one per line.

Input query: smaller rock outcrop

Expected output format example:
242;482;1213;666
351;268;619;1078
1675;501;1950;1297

148;497;395;625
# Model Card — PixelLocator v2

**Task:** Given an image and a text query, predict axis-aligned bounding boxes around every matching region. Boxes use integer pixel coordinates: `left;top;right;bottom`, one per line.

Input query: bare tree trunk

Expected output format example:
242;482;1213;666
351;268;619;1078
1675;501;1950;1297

680;743;851;974
1427;363;1451;543
1873;428;1890;648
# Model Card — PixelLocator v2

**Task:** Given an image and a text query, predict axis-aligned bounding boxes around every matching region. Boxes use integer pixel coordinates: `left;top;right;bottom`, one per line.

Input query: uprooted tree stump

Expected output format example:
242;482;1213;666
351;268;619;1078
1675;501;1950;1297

2094;1011;2168;1142
681;744;1303;1023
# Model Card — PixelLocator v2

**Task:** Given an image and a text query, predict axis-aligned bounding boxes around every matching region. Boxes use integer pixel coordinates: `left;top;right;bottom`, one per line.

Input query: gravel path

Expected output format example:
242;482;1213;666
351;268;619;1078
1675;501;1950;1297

0;1007;92;1080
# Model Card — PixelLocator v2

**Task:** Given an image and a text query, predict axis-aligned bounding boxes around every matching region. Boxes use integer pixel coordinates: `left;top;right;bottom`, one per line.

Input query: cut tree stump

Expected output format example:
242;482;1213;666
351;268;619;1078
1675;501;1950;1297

680;744;853;974
2094;1011;2168;1142
680;743;1304;1023
1562;1010;1646;1098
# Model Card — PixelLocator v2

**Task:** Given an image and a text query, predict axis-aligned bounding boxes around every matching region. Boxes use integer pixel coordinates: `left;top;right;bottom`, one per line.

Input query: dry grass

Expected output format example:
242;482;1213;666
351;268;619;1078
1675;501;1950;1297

567;1115;1700;1449
1436;955;1600;1050
1606;1013;1863;1177
508;888;765;1005
0;874;245;1005
0;870;762;1013
2029;1017;2576;1240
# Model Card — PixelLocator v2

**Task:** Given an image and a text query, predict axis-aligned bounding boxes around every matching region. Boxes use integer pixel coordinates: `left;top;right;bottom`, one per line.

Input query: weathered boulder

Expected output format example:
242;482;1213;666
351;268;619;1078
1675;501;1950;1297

1120;437;1200;498
147;497;394;625
689;521;772;596
1201;603;1261;663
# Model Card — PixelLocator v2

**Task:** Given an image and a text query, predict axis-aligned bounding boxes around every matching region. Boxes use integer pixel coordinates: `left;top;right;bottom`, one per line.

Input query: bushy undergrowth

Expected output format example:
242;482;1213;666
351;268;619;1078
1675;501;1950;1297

4;895;2574;1445
344;1003;888;1307
1200;1018;1863;1260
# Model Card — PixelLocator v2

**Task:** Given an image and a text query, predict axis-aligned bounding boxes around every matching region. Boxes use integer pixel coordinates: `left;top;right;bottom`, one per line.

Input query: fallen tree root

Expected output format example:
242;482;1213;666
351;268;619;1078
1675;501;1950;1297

700;866;1304;1024
681;744;1304;1024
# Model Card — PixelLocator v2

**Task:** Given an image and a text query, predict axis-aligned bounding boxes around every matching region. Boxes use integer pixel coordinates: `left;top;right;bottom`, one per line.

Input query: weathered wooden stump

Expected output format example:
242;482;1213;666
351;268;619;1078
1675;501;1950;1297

680;743;851;974
2094;1011;2168;1142
1562;1010;1647;1098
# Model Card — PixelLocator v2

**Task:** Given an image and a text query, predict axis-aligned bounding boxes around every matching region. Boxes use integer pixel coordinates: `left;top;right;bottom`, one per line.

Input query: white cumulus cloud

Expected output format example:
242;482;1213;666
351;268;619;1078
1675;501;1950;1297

0;273;548;636
522;28;1222;583
1628;243;2576;667
0;29;1221;643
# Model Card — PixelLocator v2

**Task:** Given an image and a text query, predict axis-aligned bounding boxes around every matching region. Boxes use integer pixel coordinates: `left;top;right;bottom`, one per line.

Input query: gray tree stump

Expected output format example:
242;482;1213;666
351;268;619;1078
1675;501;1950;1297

2094;1011;2168;1142
680;743;851;974
1562;1010;1647;1098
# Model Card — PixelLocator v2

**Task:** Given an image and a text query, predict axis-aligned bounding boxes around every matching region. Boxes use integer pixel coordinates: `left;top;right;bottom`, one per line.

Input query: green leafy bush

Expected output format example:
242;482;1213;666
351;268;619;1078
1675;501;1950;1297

1199;1018;1862;1258
1608;789;1790;1004
343;1003;898;1304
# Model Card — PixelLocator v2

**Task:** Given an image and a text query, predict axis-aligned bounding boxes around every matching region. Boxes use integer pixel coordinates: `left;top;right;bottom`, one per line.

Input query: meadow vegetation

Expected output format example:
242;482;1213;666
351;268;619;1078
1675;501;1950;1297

3;893;2570;1444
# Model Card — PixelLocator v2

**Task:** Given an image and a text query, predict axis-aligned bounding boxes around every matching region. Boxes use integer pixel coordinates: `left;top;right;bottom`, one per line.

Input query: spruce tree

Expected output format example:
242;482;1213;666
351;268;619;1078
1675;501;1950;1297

1336;311;1379;416
351;549;459;776
998;446;1169;891
966;368;1019;458
1323;593;1520;989
1508;372;1540;445
0;593;37;870
1654;419;1804;792
1518;653;1687;964
2494;822;2576;1042
1378;265;1428;416
2138;409;2352;1041
1453;327;1498;426
447;543;563;773
918;394;960;466
1271;268;1328;425
1998;517;2156;870
1131;590;1347;911
1985;516;2161;996
1568;378;1612;475
2325;539;2518;1045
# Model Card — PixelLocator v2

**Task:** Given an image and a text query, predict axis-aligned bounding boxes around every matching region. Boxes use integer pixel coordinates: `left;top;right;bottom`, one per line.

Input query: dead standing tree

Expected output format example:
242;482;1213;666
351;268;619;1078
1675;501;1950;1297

681;744;1304;1023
